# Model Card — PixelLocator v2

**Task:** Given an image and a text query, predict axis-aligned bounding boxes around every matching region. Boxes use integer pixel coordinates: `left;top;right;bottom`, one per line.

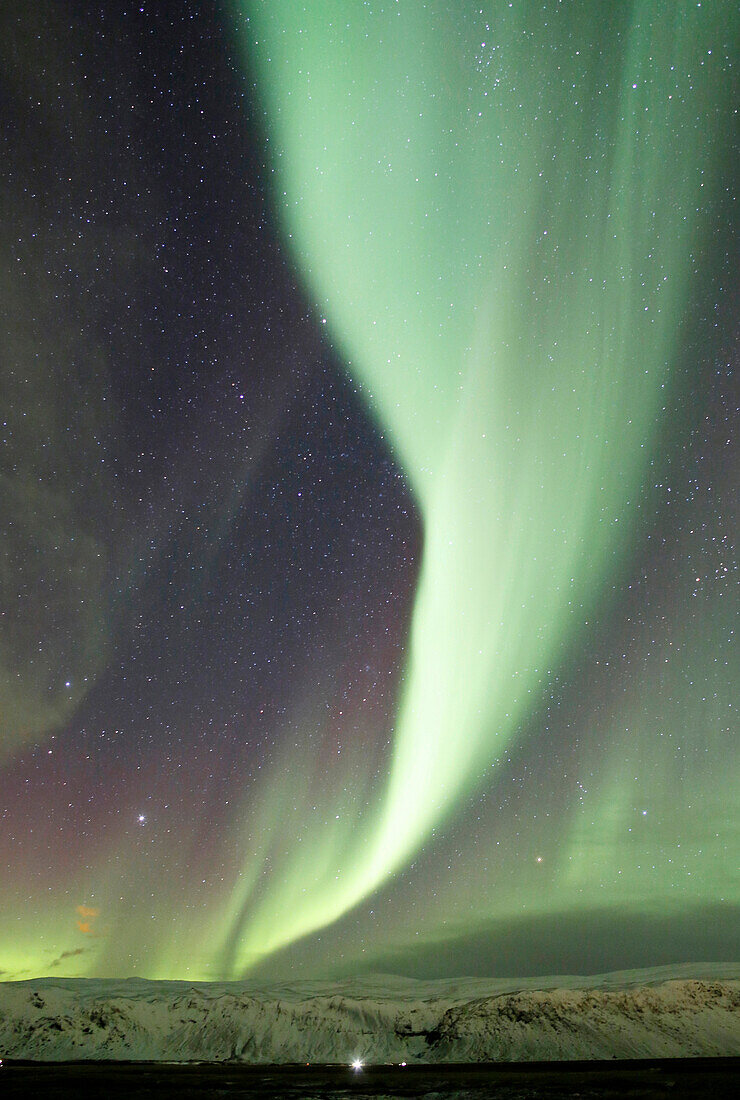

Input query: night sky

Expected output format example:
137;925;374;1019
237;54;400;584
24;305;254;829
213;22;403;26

1;1;737;983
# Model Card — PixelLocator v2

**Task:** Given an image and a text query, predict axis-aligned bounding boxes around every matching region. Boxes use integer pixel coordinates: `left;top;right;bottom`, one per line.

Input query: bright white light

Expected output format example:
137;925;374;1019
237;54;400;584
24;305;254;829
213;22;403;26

351;1058;363;1071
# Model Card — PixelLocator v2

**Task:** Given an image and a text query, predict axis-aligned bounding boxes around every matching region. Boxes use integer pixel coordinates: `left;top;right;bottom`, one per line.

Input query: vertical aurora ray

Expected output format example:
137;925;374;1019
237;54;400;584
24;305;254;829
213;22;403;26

222;0;736;973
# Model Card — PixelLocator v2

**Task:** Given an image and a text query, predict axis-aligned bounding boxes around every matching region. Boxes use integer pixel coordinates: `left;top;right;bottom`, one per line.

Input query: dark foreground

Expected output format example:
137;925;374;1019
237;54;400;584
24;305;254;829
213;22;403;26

1;1058;738;1099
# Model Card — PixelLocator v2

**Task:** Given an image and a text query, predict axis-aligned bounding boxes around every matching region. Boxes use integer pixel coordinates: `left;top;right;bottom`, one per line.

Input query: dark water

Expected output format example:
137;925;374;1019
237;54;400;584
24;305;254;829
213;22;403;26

1;1058;738;1098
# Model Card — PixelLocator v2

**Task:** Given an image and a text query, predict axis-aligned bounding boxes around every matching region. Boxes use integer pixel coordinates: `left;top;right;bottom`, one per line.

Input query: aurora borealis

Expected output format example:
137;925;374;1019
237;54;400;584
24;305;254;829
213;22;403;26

1;1;737;983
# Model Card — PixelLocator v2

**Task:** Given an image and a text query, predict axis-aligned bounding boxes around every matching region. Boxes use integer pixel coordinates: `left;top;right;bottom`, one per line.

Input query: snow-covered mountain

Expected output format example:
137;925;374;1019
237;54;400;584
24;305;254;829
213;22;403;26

1;963;738;1063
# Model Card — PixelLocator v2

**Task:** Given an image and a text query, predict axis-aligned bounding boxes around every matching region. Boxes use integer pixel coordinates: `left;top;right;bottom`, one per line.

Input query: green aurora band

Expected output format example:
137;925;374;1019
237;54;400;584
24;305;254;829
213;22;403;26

218;1;737;974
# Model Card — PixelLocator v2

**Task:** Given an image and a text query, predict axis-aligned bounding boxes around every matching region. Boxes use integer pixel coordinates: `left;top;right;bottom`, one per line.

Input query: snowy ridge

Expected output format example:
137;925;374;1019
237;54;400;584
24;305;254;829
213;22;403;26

0;965;738;1063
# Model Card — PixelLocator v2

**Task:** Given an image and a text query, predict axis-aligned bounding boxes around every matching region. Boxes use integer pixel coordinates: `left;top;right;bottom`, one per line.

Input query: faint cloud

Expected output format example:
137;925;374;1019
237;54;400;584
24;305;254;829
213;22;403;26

76;903;101;935
48;946;88;970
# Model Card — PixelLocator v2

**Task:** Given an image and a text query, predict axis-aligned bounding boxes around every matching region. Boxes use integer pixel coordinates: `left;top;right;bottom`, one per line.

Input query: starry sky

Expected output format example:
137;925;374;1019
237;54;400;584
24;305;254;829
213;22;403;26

1;1;737;983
